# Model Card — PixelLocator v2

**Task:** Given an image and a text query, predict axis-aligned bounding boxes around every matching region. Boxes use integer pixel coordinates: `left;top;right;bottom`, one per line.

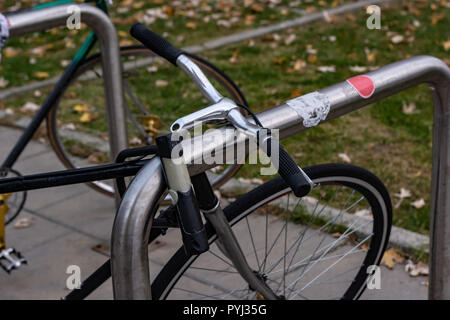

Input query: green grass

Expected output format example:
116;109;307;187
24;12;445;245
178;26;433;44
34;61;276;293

1;0;449;235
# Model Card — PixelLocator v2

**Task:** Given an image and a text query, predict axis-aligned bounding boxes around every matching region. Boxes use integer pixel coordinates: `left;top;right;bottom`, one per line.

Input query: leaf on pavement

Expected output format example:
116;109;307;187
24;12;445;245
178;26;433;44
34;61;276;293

381;248;405;269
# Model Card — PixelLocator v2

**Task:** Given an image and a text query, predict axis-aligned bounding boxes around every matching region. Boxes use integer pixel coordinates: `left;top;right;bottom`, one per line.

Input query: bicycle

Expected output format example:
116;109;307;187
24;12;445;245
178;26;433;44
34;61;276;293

1;23;392;299
0;0;247;225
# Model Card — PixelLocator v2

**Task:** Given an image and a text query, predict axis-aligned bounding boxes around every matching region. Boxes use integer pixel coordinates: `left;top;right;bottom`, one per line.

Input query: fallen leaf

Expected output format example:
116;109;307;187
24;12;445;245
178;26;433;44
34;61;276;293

411;198;425;209
250;3;264;12
338;153;351;163
155;80;169;88
4;47;20;58
349;66;368;73
293;59;306;71
317;66;336;73
73;104;90;113
394;188;412;199
34;71;49;79
307;54;317;64
61;123;76;131
402;101;417;114
120;40;134;46
14;217;33;229
393;188;412;209
431;13;445;25
290;89;302;98
443;40;450;51
79;112;97;123
284;34;296;45
391;35;404;44
147;65;158;73
20;102;40;113
60;60;71;67
186;22;197;29
405;260;429;277
0;77;9;88
381;248;405;269
229;49;241;64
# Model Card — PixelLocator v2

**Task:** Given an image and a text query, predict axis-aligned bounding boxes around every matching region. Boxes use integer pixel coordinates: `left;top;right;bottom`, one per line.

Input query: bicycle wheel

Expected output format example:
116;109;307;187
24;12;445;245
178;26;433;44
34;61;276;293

47;45;247;196
151;164;392;300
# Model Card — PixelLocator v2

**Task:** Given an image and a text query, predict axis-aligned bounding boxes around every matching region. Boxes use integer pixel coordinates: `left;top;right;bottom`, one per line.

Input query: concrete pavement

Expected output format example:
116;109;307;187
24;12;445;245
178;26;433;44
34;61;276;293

0;125;428;300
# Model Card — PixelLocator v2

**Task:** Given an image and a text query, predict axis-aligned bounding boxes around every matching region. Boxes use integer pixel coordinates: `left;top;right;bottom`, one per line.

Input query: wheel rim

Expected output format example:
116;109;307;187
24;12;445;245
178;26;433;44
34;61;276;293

155;174;389;300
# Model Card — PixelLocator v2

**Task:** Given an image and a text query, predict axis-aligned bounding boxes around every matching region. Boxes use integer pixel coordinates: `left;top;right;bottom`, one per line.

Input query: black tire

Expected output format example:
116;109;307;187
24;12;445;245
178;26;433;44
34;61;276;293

151;164;392;300
1;168;27;225
46;45;247;196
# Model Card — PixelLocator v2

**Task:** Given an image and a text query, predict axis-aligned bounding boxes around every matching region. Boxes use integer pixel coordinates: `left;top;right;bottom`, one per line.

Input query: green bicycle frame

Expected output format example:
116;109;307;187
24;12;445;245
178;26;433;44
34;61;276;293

1;0;112;169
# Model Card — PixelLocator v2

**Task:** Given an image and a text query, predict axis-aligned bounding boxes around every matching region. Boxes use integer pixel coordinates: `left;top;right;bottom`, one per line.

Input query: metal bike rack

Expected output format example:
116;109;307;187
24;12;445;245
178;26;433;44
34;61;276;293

4;3;128;159
112;55;450;299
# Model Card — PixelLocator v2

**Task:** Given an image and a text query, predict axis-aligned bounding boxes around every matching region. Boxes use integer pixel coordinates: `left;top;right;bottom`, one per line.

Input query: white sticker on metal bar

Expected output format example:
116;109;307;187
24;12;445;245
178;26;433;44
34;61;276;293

285;91;330;127
0;13;10;63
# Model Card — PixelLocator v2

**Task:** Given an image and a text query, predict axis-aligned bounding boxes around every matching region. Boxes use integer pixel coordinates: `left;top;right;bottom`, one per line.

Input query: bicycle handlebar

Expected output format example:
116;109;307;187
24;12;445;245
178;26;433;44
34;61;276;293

130;24;314;198
130;23;183;66
276;143;313;198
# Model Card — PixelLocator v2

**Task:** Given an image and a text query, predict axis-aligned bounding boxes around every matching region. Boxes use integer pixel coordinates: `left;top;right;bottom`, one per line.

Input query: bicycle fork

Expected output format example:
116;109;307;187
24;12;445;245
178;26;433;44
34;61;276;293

157;135;278;300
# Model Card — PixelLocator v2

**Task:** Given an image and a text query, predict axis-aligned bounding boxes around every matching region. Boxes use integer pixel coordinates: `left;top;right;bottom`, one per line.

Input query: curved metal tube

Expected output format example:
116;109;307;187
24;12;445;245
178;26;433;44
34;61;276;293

5;4;128;158
111;157;166;299
111;56;450;299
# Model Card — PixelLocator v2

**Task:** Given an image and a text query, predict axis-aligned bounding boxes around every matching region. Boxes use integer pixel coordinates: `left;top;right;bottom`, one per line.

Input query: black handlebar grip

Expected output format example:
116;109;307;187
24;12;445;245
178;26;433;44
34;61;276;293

130;23;183;66
277;144;313;198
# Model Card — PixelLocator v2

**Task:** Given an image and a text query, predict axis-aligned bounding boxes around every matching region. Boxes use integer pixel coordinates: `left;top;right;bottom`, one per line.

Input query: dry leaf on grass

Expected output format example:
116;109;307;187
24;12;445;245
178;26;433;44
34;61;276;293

4;47;20;58
293;59;306;71
391;35;404;44
290;89;302;98
393;188;412;209
349;66;368;73
443;40;450;51
79;112;97;123
34;71;50;79
284;34;296;46
155;80;169;88
338;153;351;163
317;66;336;73
73;104;89;113
381;248;405;269
402;101;417;114
411;198;425;209
0;77;9;88
185;22;197;29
